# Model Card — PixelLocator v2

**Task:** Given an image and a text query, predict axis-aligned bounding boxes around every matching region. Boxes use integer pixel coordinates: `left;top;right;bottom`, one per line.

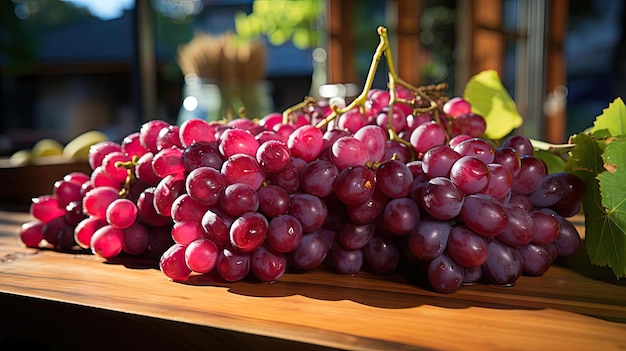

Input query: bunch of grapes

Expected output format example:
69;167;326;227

18;83;583;293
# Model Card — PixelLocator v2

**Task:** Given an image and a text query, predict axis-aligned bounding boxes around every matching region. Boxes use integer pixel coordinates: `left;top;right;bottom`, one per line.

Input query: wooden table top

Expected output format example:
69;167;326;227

0;211;625;350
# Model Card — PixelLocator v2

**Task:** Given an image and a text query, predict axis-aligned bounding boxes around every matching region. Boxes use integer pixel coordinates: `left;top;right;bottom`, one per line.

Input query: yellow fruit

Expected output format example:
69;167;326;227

31;138;64;158
63;130;109;161
9;149;32;166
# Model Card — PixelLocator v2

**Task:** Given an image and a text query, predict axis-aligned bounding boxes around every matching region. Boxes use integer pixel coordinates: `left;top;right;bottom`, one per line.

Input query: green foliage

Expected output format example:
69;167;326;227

235;0;324;49
564;98;626;278
462;70;523;140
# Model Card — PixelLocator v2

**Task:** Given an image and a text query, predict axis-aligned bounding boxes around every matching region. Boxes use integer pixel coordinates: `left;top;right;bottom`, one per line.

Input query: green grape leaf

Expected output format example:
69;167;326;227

462;70;523;140
595;138;626;278
564;132;626;278
590;97;626;137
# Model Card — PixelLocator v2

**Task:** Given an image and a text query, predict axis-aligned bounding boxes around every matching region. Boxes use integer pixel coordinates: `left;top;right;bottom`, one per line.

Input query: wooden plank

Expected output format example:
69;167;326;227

0;211;625;350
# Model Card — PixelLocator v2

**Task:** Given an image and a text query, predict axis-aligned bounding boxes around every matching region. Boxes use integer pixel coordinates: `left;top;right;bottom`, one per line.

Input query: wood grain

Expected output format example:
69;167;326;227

0;211;625;350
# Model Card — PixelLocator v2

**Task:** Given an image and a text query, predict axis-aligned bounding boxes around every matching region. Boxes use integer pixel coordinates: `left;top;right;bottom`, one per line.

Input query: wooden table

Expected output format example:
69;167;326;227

0;211;625;350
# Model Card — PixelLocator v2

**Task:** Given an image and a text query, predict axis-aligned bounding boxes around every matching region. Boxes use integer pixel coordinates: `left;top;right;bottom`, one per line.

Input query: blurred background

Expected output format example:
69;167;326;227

0;0;624;156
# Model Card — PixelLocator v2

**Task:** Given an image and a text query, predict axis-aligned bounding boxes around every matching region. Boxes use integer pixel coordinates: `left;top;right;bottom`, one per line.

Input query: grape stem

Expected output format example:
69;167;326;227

114;156;139;198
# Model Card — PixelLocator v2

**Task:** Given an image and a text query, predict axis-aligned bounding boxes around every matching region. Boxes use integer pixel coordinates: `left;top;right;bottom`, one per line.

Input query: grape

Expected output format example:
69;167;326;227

184;237;218;274
494;147;521;178
408;217;451;260
453;113;486;137
83;186;120;219
375;159;413;198
256;139;291;174
461;194;508;237
156;124;182;151
420;177;465;220
382;198;420;235
527;173;564;208
481;163;513;200
427;252;464;294
251;245;287;282
220;183;259;217
287;230;330;270
217;246;250;282
376;105;407;133
179;118;216;148
91;166;121;189
30;195;66;223
89;141;122;170
410;121;446;154
140;120;171;153
552;215;580;256
518;243;552;276
383;140;412;163
446;226;488;268
267;214;303;253
160;243;192;280
123;222;150;255
171;194;211;223
421;145;461;178
121;132;149;159
219;127;260;158
135;152;162;186
182;141;223;172
201;209;233;247
363;235;400;274
185;166;225;206
136;187;172;227
287;125;323;162
106;198;138;229
300;159;339;198
64;201;86;226
338;107;367;133
42;216;69;246
259;112;283;130
172;220;205;245
482;239;523;286
334;166;376;206
230;212;268;253
152;147;185;178
74;217;107;249
345;189;388;225
20;220;45;248
153;174;186;217
330;136;369;171
501;134;534;156
353;125;387;163
91;225;124;259
289;193;327;232
269;157;306;193
530;210;560;245
221;153;266;190
53;179;83;208
551;172;584;207
329;244;363;274
337;221;374;250
443;97;471;117
452;137;495;164
257;185;291;218
449;156;490;195
497;204;534;247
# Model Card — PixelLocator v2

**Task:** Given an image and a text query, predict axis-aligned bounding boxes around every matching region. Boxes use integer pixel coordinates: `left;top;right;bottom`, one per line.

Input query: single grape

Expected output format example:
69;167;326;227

494;147;521;178
452;137;495;164
376;105;407;133
219;127;260;158
443;96;472;117
408;217;451;260
482;239;523;286
421;145;461;179
121;131;149;159
353;124;387;163
30;195;66;223
501;134;534;156
251;245;287;283
90;225;124;259
427;252;464;294
461;193;508;237
267;214;303;253
287;125;324;162
410;121;446;154
160;243;192;280
83;186;120;220
268;157;306;194
217;246;250;282
382;198;420;235
330;136;369;171
184;237;218;274
463;266;483;285
106;198;138;229
552;215;580;257
182;141;223;172
338;107;367;134
20;220;45;248
363;235;400;275
171;194;211;223
420;177;465;220
449;156;490;195
375;159;414;198
453;113;486;137
518;243;552;276
201;208;233;247
185;166;225;206
156;124;183;151
152;147;185;178
334;165;376;206
257;184;291;218
497;204;534;247
530;210;560;245
446;226;489;268
345;189;388;225
300;159;339;198
179;118;216;148
337;221;375;250
122;222;150;255
329;244;363;275
289;193;327;232
528;173;565;208
256;139;291;174
136;187;173;227
153;173;186;217
287;229;331;270
383;140;412;163
221;153;266;190
53;179;83;208
220;183;260;217
230;212;269;253
172;220;206;246
481;163;513;200
135;152;162;186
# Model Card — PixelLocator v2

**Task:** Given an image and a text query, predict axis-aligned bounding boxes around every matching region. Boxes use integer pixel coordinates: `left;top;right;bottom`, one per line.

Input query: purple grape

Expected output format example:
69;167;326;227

420;177;465;220
382;198;420;235
185;166;225;206
337;221;375;250
408;217;451;260
182;141;223;172
446;226;488;268
257;184;291;218
289;193;327;232
221;153;267;190
251;245;287;282
229;212;268;253
217;246;250;282
363;235;400;274
329;244;363;274
287;230;331;270
334;165;376;206
427;252;464;294
300;159;339;198
220;183;260;217
482;239;523;286
267;214;303;253
449;156;490;194
375;159;413;198
421;145;461;178
461;193;508;237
